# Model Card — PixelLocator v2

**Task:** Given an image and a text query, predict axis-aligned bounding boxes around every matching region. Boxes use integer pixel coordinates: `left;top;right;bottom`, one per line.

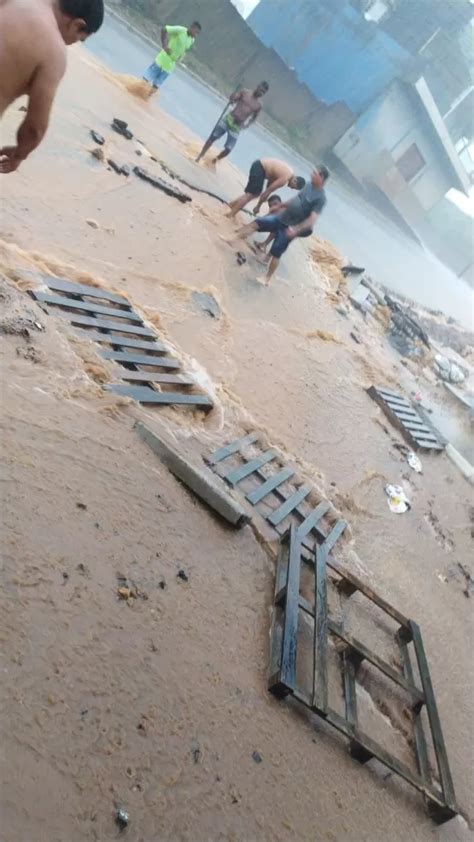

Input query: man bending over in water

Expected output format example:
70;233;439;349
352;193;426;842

0;0;104;173
196;82;269;165
235;165;329;286
226;158;305;218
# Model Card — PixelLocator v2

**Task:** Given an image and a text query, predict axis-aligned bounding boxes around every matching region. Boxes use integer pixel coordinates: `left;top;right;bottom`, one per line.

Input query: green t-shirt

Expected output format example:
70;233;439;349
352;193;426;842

155;26;194;73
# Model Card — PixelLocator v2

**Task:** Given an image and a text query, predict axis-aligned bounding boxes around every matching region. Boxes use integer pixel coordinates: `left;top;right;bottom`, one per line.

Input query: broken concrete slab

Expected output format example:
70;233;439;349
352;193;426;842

135;422;250;528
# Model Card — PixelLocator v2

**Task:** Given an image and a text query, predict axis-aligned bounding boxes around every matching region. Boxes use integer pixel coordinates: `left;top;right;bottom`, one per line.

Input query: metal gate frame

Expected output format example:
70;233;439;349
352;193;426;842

269;526;458;825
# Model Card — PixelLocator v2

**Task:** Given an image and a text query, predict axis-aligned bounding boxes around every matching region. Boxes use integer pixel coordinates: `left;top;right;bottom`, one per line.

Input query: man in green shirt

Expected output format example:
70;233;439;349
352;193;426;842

143;21;201;95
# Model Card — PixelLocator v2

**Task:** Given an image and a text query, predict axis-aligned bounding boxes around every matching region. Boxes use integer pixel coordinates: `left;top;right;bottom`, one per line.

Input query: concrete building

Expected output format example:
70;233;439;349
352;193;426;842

332;78;470;233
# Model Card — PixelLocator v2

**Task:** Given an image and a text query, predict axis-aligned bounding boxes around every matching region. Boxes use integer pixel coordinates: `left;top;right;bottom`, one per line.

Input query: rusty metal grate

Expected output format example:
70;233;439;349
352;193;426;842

269;526;458;825
367;386;443;451
206;433;348;554
29;278;212;410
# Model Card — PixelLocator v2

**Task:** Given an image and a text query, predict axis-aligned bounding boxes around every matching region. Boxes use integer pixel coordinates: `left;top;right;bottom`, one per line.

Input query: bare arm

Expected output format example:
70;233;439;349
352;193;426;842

0;53;65;173
255;174;290;209
287;211;318;238
229;89;243;104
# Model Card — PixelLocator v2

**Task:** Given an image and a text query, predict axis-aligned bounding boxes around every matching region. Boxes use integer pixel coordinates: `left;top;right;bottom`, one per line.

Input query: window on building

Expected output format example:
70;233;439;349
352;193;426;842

396;143;426;182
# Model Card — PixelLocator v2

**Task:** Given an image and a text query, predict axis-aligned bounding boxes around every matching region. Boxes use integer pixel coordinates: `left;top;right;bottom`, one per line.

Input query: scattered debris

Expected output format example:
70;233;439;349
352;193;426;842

350;331;362;344
133;167;192;203
0;314;43;337
385;295;430;348
341;265;365;277
407;452;422;473
90;147;105;162
115;807;129;832
336;304;350;317
458;563;473;598
18;105;27;112
158;577;167;590
367;386;444;452
16;345;42;363
177;569;189;582
76;562;88;576
107;158;122;175
236;251;247;266
385;484;411;514
191;739;201;763
62;571;69;584
191;291;221;319
111;118;133;140
434;354;465;385
252;751;263;764
86;219;99;229
117;586;134;600
90;130;105;145
76;502;87;510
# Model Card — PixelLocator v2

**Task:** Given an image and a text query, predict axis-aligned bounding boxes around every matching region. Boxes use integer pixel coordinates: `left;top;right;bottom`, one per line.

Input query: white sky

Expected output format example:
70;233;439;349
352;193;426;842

231;0;260;18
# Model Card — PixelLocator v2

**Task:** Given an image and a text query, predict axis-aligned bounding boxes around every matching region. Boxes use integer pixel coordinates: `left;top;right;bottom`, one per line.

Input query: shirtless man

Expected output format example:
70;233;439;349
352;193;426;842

226;158;305;218
235;165;330;285
0;0;104;173
195;81;269;164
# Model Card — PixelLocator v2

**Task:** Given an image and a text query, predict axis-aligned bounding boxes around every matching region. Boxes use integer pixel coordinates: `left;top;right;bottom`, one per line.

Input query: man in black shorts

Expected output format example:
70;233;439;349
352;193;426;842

235;165;329;285
226;158;305;218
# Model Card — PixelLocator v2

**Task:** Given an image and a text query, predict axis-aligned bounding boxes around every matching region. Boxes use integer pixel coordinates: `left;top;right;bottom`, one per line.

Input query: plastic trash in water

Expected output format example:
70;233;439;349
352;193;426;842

385;484;411;514
407;451;422;473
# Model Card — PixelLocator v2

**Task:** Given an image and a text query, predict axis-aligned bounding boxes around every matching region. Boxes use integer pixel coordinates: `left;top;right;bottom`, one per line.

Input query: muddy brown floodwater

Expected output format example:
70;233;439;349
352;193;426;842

1;50;473;842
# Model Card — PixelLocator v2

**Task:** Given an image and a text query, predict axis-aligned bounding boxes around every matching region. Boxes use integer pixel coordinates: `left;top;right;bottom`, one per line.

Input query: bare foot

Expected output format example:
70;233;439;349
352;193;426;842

256;274;270;286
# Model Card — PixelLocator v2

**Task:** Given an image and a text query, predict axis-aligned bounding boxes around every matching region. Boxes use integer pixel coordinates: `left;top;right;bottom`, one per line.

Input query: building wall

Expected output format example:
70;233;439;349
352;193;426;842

117;0;353;153
249;0;416;113
334;82;454;220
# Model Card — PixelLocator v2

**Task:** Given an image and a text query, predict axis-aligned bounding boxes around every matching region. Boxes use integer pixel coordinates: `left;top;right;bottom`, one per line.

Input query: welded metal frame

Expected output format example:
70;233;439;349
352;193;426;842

269;526;458;825
29;278;212;410
207;434;348;552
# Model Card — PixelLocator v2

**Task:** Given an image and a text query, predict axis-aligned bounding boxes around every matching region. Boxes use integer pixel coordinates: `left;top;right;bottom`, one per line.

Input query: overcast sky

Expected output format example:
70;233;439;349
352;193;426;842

231;0;260;18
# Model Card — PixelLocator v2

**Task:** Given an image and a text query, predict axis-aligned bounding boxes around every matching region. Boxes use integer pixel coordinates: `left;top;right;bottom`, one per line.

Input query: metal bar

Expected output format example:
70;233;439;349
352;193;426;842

398;635;430;784
74;331;166;352
409;621;456;809
343;652;374;763
54;313;155;337
42;277;129;305
313;543;328;714
206;433;260;465
106;384;213;408
280;525;301;692
268;532;292;698
32;291;143;323
325;709;447;807
246;467;294;505
330;621;424;704
296;501;330;540
116;370;195;386
324;519;348;552
268;485;311;527
326;559;410;628
102;351;180;369
224;451;276;486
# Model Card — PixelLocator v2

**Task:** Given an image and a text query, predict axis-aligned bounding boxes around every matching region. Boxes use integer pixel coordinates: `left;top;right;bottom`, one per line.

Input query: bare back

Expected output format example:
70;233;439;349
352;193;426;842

0;0;66;115
261;158;293;183
231;89;262;126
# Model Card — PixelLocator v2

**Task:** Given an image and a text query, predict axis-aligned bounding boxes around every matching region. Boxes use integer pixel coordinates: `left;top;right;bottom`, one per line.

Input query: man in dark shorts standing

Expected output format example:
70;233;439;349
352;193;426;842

235;165;329;285
195;82;269;164
226;158;305;218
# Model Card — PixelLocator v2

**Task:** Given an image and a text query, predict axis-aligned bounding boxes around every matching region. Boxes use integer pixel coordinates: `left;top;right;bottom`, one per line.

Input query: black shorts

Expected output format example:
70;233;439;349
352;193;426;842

245;160;265;196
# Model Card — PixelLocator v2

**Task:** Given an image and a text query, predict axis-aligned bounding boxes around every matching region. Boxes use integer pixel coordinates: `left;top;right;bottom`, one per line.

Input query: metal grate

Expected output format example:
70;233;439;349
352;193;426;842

206;433;348;554
269;526;458;825
367;386;444;451
29;278;212;411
